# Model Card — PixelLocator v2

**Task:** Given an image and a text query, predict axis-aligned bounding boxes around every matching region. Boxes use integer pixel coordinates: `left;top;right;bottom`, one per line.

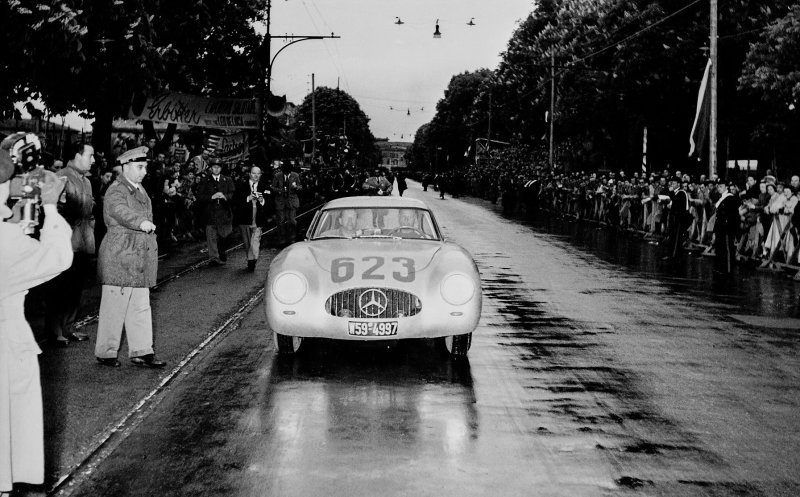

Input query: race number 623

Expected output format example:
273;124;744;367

331;256;415;283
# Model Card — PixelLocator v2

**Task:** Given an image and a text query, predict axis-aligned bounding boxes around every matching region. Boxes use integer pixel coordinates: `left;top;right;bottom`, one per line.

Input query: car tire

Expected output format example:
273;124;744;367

274;333;303;355
440;333;471;358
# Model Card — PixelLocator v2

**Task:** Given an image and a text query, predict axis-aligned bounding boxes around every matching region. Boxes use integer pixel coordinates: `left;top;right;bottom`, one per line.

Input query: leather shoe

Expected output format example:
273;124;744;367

66;332;89;342
96;357;121;367
131;354;167;368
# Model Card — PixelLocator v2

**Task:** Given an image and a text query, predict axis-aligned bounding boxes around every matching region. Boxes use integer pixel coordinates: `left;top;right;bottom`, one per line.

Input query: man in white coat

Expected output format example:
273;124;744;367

0;143;72;495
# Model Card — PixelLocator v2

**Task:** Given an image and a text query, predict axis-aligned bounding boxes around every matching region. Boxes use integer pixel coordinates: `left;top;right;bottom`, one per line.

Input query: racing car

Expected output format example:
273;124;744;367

264;196;481;358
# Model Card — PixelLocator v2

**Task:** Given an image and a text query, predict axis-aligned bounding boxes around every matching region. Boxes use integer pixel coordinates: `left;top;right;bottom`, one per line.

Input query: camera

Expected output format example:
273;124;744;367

3;132;44;235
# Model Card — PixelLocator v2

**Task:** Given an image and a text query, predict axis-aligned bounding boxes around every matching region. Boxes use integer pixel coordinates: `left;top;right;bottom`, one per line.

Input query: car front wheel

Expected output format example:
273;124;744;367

274;333;303;355
440;333;472;358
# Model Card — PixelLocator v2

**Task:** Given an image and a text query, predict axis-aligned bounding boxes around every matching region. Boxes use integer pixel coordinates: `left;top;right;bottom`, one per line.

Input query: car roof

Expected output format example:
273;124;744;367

322;196;429;210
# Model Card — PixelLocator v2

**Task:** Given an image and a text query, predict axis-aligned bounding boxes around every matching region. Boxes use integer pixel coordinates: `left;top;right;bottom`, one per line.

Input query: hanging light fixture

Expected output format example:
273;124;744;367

433;19;441;38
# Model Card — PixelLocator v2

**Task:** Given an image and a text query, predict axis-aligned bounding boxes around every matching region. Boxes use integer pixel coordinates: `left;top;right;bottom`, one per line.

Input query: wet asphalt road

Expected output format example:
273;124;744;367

65;185;800;497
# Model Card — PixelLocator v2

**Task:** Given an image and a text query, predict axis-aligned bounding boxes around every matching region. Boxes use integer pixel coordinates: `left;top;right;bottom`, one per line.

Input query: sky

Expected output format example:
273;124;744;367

263;0;536;141
18;0;536;141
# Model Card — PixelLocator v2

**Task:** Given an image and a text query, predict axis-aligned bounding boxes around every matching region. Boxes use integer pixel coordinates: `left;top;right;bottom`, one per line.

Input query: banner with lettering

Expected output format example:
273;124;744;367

129;92;261;129
206;131;250;163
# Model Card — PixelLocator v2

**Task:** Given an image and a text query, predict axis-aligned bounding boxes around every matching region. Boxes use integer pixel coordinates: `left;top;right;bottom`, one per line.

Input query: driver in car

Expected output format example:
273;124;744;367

393;208;427;238
398;209;418;228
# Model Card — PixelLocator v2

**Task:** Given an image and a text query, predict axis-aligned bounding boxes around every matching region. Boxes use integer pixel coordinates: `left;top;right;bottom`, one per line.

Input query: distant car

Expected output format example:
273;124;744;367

264;196;481;358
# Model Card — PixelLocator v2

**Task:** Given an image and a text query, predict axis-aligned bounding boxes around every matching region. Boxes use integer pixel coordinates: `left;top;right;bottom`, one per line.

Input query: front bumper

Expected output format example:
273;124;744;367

265;292;481;340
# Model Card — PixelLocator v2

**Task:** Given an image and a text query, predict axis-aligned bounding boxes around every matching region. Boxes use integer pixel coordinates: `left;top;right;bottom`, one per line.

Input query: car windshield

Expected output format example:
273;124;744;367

311;207;440;240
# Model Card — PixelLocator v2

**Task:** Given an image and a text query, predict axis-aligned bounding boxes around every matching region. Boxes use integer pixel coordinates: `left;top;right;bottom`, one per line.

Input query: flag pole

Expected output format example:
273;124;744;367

709;0;718;178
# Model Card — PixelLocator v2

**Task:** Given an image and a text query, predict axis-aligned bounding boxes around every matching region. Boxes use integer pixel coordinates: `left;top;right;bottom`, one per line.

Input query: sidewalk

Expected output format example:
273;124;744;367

31;234;281;491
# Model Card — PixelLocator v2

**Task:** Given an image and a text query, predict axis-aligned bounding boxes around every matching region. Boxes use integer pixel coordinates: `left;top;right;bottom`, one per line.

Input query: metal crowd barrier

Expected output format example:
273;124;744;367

500;186;800;281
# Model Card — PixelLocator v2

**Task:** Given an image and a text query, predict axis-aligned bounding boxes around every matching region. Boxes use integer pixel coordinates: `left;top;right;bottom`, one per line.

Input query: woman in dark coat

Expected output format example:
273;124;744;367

396;172;408;196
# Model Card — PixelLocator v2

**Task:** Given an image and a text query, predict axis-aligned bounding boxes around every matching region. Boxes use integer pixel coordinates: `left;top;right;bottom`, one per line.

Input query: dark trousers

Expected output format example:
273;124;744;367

714;231;736;273
666;217;688;258
276;205;297;243
45;252;90;338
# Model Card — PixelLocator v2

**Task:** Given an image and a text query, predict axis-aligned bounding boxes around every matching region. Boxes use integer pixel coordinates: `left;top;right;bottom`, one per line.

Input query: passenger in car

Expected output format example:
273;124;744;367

357;209;375;230
320;209;359;238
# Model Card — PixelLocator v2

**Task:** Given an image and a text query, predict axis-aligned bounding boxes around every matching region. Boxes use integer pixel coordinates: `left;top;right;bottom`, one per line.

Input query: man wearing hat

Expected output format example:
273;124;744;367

196;158;235;264
0;140;72;493
663;177;692;260
94;147;166;368
713;180;741;274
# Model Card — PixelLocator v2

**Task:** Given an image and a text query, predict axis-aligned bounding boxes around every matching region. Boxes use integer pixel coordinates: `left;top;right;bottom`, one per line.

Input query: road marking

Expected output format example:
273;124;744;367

730;314;800;329
51;288;265;496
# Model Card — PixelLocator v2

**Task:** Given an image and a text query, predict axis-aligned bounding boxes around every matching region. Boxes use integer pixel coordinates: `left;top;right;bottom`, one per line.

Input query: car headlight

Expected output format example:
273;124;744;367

440;273;474;305
272;272;307;305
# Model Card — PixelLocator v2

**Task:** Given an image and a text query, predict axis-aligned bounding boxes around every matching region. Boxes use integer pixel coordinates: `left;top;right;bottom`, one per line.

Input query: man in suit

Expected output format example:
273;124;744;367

713;181;741;274
271;162;302;245
234;166;272;271
196;158;235;265
663;178;691;260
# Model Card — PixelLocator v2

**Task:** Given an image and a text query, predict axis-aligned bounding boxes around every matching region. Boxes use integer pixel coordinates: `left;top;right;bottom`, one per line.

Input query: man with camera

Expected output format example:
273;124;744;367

233;165;272;271
0;137;72;495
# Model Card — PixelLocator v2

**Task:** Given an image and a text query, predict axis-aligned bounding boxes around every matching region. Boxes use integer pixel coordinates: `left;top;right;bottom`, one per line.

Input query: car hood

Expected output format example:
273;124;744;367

305;239;444;273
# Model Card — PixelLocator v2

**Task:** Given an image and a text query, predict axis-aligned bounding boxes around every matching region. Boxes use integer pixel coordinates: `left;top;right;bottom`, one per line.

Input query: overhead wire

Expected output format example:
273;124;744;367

309;0;353;94
516;0;705;100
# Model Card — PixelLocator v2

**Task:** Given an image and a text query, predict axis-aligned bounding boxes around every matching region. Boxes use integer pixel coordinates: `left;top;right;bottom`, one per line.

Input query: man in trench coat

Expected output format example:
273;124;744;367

94;147;166;368
0;144;72;494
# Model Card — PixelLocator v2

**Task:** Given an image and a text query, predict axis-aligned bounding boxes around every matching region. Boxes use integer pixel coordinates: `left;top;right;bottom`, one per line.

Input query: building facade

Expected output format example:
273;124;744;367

375;139;410;169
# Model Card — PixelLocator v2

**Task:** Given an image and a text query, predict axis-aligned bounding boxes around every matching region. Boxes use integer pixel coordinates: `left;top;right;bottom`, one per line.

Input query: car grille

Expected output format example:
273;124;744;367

325;287;422;318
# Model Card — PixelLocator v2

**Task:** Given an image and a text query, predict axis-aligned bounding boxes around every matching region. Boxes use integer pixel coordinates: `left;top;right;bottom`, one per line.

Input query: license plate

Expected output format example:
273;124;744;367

348;321;398;336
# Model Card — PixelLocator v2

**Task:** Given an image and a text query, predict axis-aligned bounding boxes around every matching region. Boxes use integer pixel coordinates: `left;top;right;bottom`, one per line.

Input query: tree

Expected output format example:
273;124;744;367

295;87;378;169
2;1;269;154
739;2;800;170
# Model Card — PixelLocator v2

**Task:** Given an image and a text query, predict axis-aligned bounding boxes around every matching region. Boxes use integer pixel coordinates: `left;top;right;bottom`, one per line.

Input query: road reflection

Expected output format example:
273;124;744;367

528;213;800;318
245;340;478;496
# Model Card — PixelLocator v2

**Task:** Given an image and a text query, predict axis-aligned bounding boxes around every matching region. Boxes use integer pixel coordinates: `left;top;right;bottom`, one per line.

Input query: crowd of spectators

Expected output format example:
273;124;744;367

40;135;405;254
428;150;800;273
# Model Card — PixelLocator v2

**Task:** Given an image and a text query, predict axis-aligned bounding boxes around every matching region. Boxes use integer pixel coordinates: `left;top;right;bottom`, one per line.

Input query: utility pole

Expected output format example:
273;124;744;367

549;50;555;172
487;90;492;154
709;0;718;178
259;0;339;148
311;73;316;165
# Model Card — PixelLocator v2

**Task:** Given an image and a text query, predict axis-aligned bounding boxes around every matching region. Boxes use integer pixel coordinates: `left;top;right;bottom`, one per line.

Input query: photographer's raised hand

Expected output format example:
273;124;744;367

139;220;156;233
40;170;67;205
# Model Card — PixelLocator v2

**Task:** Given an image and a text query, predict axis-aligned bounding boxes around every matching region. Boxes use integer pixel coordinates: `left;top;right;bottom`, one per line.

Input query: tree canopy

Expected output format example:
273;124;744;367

2;0;268;152
295;86;379;169
413;0;799;177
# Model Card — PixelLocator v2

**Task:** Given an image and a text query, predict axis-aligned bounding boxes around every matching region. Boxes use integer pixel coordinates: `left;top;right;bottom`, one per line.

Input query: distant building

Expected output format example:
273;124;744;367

375;138;410;169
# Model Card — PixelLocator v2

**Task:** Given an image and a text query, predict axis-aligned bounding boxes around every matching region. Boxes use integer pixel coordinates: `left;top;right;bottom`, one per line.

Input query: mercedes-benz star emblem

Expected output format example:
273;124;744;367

359;289;388;317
